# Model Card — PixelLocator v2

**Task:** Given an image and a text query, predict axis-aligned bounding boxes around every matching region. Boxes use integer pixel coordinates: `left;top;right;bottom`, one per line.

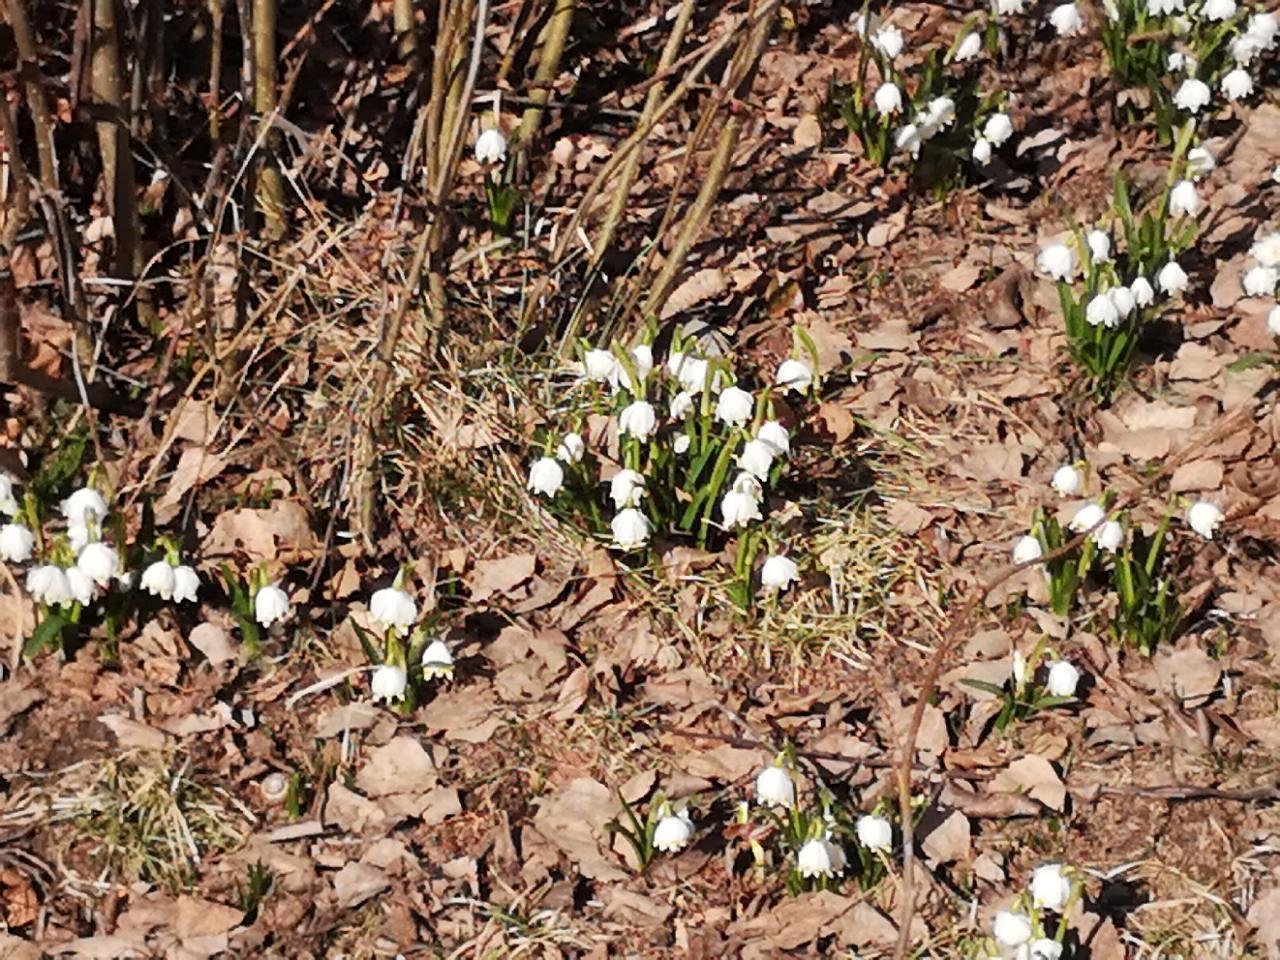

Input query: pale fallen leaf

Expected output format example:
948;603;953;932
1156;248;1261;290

155;446;228;523
466;552;536;603
202;500;318;561
174;896;243;940
989;754;1066;811
550;665;590;721
1248;886;1280;960
921;809;971;864
939;261;982;292
331;862;388;908
529;777;625;881
660;268;727;319
99;715;169;751
355;737;437;797
187;622;237;667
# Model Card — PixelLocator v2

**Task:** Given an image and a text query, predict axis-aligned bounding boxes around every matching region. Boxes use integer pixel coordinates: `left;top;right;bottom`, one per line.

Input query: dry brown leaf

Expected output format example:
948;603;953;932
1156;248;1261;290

355;737;436;797
187;622;237;667
175;896;243;940
98;715;169;751
660;268;727;319
1248;886;1280;960
155;446;228;523
939;261;982;292
989;754;1066;811
529;777;625;881
331;862;388;908
202;501;318;562
419;685;501;742
921;809;971;864
550;665;590;721
466;552;536;602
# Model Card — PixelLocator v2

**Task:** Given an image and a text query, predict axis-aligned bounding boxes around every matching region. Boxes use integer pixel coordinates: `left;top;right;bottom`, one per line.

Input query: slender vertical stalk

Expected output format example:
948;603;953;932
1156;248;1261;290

91;0;143;285
592;0;694;266
638;0;776;320
252;0;286;240
514;0;575;150
209;0;224;141
0;247;21;383
393;0;418;64
0;96;32;247
8;0;60;191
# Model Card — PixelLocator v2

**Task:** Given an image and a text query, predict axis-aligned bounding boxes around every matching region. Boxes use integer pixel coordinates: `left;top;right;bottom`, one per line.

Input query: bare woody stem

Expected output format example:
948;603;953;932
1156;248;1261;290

5;0;60;192
513;0;575;151
253;0;287;240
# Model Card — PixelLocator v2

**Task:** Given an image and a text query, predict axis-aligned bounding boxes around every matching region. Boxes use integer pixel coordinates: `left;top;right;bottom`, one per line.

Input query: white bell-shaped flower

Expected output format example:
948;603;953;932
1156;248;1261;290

527;457;565;497
874;82;902;115
652;809;694;853
1045;660;1081;697
972;137;993;165
66;566;95;606
1173;78;1211;113
668;352;711;394
796;837;838;878
1267;304;1280;336
609;469;646;510
1031;862;1073;910
1251;232;1280;267
61;486;108;527
26;564;72;606
371;664;408;703
1203;0;1236;20
1048;3;1083;36
720;490;762;529
1012;534;1043;565
254;583;292;627
474;127;507;165
1222;67;1254;101
732;472;763;501
77;542;120;589
738;439;776;480
0;474;17;516
0;523;34;563
1187;500;1223;539
983;112;1014;146
610;508;651;549
1085;293;1120;328
1092;519;1124;553
1086;229;1111;263
1108;285;1135;318
1036;243;1075;280
1068;502;1106;533
760;555;799;592
421;639;455;680
140;560;177;600
1051;464;1083;496
669;391;695;419
855;814;893;850
173;564;200;603
993;909;1033;947
871;25;904;59
775;359;813;394
619;400;658;441
673;434;691;455
556;433;585;464
370;585;417;636
1129;275;1155;306
757;420;790;457
954;32;982;61
1168;180;1201;217
1186;146;1215;179
1030;939;1064;960
1157;259;1188;294
755;764;795;807
1242;265;1277;297
582;348;620;383
715;386;754;427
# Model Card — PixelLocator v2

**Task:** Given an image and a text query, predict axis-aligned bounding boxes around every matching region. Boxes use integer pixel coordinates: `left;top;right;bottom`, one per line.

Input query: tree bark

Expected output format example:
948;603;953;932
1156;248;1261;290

7;0;60;191
90;0;143;281
252;0;287;239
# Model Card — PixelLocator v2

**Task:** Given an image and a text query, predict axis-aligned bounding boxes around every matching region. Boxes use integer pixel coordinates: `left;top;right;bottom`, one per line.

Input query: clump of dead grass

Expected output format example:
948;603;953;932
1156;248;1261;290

51;749;253;890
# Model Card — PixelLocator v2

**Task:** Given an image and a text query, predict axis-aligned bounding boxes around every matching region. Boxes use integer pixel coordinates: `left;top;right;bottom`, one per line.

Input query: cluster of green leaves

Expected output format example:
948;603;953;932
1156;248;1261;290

827;20;994;184
1101;0;1249;139
1026;504;1182;654
962;640;1077;732
1057;127;1198;394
